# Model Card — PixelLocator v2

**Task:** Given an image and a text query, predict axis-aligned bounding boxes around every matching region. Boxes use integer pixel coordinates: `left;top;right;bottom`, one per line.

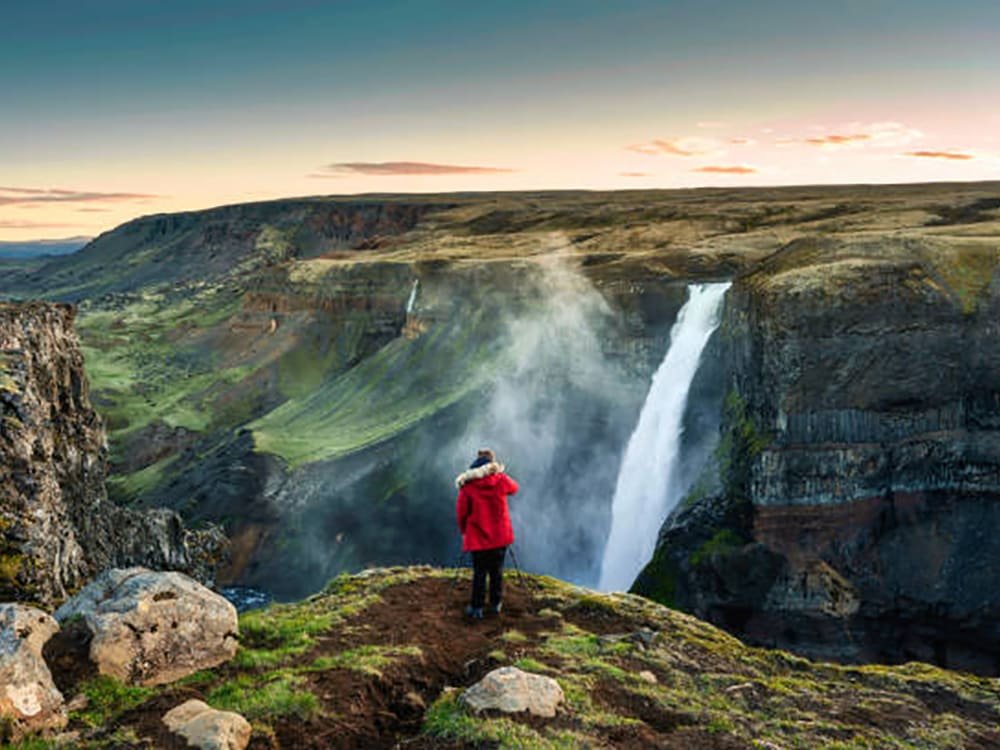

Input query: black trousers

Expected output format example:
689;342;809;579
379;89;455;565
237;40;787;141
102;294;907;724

470;547;507;609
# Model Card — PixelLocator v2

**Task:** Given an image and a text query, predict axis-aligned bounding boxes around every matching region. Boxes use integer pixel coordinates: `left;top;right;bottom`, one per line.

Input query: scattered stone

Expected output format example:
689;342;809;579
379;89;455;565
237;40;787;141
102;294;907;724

163;699;251;750
726;681;755;694
598;628;659;650
0;604;67;737
65;693;89;712
462;666;564;718
638;670;658;684
403;691;426;712
55;568;239;685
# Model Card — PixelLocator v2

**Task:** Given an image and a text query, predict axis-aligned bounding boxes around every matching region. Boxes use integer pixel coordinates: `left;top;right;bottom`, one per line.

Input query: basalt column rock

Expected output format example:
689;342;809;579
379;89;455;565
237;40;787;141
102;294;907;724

0;302;224;605
637;236;1000;675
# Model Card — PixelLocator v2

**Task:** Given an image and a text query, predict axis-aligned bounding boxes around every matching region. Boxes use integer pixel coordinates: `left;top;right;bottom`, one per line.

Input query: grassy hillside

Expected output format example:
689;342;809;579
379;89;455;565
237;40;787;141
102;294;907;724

23;567;1000;749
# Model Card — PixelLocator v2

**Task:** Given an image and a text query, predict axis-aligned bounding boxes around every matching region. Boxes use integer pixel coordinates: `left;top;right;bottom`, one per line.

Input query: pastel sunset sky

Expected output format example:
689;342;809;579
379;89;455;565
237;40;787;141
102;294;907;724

3;0;999;240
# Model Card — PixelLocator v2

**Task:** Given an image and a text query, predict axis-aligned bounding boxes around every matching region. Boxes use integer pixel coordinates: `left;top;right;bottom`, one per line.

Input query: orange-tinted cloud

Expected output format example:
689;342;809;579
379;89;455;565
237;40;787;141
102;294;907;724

805;133;872;146
694;165;757;174
801;122;923;150
0;186;158;207
904;150;974;161
314;161;516;177
619;171;651;177
626;136;724;158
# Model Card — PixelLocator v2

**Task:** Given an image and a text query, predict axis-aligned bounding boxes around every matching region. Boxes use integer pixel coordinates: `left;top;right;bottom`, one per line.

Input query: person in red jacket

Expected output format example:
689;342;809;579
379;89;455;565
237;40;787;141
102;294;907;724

455;448;519;620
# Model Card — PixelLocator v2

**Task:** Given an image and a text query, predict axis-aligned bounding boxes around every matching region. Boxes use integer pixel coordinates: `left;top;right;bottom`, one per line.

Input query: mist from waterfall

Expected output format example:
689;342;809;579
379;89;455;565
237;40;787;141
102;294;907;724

598;282;731;591
440;254;639;584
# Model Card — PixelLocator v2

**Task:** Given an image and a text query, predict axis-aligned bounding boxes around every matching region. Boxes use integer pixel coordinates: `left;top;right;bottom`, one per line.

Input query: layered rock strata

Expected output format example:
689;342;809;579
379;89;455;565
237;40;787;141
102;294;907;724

0;302;224;605
637;236;1000;674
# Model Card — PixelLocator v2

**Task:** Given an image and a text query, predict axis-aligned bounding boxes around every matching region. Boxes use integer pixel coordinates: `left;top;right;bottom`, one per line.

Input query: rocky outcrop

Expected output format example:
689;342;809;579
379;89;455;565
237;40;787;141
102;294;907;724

0;302;225;605
163;699;251;750
0;604;66;738
638;236;1000;674
55;567;239;685
461;666;564;718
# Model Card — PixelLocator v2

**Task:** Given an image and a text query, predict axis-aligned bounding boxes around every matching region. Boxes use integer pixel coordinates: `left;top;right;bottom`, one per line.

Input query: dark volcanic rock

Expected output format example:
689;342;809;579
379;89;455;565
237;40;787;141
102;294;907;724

0;302;224;605
637;236;1000;675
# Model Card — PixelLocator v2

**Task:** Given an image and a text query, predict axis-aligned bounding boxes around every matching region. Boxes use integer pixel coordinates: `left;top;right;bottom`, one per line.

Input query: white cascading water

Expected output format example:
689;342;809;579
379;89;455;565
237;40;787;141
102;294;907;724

406;279;419;314
598;282;731;591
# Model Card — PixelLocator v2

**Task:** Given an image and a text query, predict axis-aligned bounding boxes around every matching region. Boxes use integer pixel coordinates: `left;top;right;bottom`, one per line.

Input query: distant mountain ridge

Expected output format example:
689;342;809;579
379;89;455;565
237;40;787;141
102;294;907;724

0;236;91;258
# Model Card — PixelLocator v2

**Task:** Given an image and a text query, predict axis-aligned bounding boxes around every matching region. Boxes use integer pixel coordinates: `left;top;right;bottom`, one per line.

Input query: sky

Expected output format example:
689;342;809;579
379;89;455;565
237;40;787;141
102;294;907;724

2;0;999;240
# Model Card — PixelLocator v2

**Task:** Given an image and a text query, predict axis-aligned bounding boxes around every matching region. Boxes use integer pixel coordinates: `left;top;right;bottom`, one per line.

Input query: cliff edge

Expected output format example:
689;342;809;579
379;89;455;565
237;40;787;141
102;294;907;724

0;302;224;605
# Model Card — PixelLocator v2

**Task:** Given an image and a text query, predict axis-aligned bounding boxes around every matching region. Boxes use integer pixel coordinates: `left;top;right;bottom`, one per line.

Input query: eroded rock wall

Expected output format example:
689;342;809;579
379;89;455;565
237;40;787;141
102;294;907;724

637;236;1000;674
0;302;223;605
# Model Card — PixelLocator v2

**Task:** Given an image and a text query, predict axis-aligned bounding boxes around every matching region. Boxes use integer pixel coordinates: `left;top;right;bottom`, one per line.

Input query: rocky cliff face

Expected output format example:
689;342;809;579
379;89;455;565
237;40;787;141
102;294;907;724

5;184;1000;669
637;234;1000;674
0;302;224;605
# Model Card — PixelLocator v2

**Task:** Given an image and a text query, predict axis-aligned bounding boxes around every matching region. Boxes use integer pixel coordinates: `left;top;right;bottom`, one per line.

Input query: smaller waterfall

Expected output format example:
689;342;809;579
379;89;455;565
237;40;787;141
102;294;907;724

406;279;420;314
598;282;730;591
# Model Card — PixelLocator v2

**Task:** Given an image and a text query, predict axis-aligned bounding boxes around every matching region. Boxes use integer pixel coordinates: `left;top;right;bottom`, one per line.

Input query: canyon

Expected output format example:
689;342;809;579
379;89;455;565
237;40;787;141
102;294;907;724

3;183;1000;673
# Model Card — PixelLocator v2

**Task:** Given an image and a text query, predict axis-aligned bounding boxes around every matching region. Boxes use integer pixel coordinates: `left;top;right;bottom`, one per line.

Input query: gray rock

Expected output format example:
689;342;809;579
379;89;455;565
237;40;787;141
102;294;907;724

0;302;225;606
461;666;564;718
0;604;66;736
56;567;238;685
163;699;251;750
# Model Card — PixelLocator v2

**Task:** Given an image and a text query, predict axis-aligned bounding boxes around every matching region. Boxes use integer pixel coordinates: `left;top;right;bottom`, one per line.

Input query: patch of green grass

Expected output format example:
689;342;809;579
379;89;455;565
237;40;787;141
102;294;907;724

106;454;179;501
74;676;156;728
570;593;621;617
251;313;498;467
499;629;529;644
234;604;338;668
422;690;553;749
306;645;423;677
207;672;320;722
690;529;745;567
513;657;552;673
542;627;603;660
5;737;59;750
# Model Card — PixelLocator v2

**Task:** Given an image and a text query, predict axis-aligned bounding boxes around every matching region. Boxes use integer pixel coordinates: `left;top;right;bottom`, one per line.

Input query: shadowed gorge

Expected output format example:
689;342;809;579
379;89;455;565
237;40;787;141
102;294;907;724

3;183;1000;675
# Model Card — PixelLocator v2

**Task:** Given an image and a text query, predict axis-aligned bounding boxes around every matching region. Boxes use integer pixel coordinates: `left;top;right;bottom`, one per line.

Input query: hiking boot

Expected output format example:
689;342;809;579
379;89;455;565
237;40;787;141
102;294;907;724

465;605;483;620
488;602;502;616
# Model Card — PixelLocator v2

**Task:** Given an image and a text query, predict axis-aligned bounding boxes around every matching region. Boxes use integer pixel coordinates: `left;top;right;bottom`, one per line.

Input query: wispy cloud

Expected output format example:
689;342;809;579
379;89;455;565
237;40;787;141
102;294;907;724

802;122;923;150
312;161;516;177
619;171;652;177
0;186;158;207
693;165;757;175
903;150;975;161
0;220;82;229
626;136;725;158
805;133;872;147
729;137;756;146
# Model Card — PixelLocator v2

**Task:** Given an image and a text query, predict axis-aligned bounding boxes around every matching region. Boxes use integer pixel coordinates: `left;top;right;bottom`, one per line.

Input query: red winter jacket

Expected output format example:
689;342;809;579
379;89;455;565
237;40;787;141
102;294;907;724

455;462;519;552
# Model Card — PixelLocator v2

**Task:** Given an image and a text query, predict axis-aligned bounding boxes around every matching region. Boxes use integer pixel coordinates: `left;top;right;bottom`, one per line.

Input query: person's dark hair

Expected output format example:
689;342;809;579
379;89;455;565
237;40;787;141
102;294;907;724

469;447;496;469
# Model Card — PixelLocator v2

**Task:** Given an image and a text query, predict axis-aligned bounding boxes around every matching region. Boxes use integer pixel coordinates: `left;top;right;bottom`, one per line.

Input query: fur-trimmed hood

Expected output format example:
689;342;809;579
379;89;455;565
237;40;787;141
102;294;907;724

455;461;506;488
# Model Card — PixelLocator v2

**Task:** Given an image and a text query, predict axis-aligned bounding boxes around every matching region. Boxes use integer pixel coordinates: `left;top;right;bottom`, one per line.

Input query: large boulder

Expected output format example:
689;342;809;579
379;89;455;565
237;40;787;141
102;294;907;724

55;568;238;686
163;699;251;750
0;604;66;737
461;666;564;718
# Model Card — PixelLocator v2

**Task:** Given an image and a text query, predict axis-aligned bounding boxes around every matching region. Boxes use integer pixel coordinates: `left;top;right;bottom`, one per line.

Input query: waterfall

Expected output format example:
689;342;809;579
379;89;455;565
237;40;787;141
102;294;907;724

598;282;731;591
406;279;419;314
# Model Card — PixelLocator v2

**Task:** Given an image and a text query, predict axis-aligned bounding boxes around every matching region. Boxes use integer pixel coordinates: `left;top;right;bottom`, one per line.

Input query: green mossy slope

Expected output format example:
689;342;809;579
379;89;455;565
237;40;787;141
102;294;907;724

21;567;1000;749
